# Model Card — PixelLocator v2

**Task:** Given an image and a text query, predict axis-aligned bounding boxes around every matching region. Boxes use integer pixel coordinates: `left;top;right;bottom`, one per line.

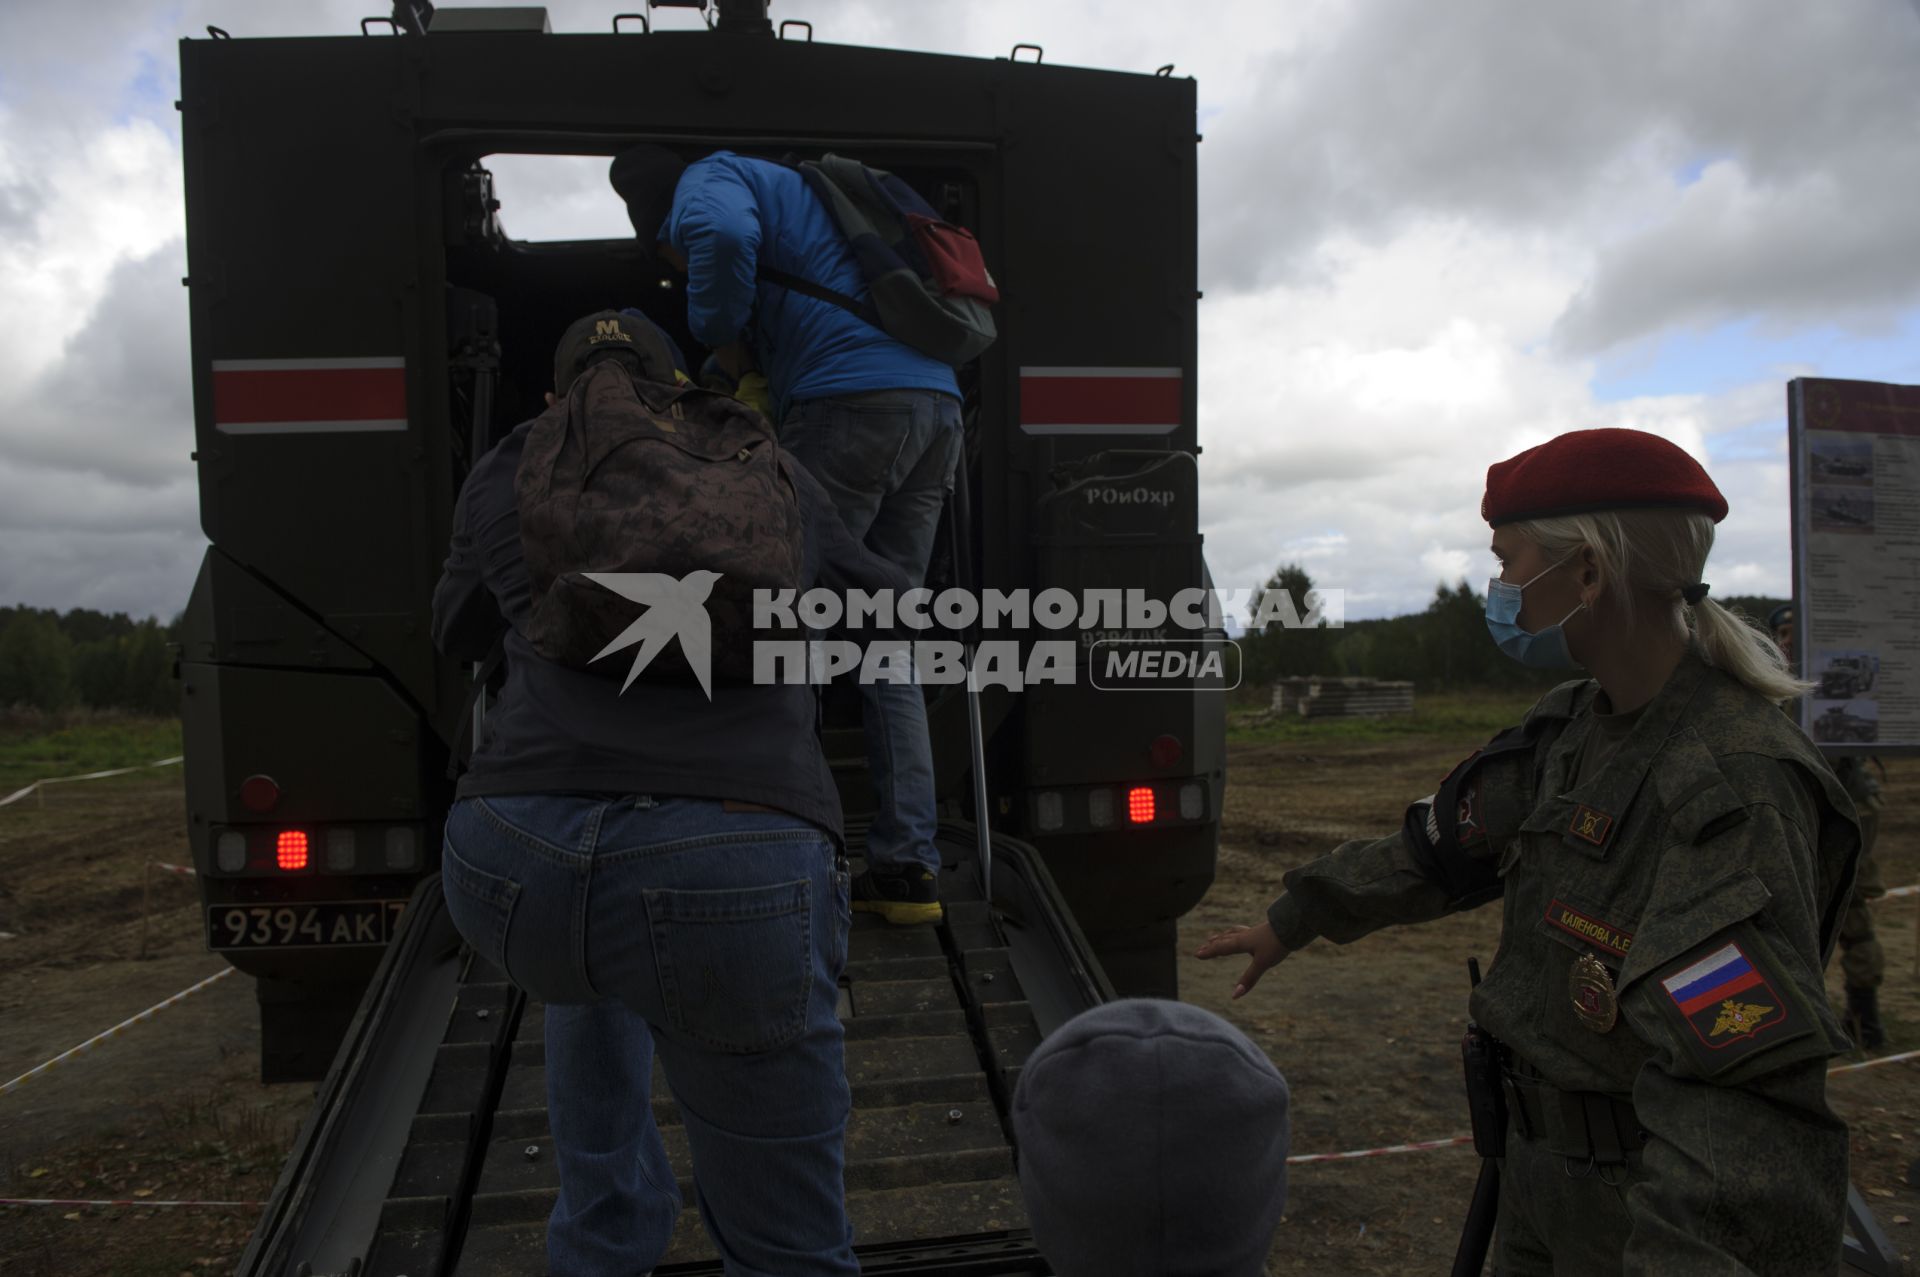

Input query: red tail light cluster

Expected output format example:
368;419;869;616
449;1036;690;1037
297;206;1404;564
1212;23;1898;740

1127;787;1156;824
276;830;310;871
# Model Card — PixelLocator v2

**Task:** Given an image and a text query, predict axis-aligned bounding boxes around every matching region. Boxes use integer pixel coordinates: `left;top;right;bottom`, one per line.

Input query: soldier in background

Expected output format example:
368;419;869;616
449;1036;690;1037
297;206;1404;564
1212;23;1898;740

1200;430;1859;1274
1771;602;1887;1049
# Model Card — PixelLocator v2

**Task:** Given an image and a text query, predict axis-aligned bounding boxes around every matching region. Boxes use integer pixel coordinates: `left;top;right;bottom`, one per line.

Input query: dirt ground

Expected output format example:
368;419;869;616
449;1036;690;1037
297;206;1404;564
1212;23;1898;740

0;775;314;1277
1;730;1916;1276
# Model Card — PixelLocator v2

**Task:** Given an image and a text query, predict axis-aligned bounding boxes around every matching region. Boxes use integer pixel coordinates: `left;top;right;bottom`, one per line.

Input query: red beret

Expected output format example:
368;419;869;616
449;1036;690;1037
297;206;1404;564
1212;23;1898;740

1482;428;1728;527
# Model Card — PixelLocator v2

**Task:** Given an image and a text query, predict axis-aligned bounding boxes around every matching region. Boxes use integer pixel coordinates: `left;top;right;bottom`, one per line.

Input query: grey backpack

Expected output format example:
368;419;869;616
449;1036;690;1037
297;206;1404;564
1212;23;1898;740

758;154;999;366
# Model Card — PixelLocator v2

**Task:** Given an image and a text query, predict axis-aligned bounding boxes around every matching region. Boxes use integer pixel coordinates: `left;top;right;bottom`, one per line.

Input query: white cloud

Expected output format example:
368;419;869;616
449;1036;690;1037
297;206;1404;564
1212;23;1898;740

0;112;182;387
2;0;1918;624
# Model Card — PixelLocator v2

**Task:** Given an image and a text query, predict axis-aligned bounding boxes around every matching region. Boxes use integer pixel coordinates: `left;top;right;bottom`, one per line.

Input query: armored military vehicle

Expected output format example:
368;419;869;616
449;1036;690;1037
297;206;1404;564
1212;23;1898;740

177;1;1224;1266
1813;704;1878;744
1818;654;1877;699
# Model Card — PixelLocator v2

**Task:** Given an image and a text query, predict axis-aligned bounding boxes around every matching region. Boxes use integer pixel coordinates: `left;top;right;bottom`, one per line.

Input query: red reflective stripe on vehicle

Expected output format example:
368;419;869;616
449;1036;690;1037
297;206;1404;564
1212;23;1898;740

1019;367;1182;431
212;362;406;426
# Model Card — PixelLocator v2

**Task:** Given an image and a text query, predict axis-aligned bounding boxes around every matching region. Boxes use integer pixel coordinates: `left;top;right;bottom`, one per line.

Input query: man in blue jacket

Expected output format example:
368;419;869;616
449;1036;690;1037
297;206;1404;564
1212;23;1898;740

612;144;959;924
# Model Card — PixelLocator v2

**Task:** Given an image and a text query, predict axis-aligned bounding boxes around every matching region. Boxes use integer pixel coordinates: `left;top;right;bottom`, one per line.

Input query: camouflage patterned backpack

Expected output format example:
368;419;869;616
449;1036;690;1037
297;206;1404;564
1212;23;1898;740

515;355;804;689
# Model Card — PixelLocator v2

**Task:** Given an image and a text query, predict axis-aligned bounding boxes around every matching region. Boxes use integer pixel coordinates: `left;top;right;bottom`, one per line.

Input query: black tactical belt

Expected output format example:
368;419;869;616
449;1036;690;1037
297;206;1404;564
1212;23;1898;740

1502;1065;1646;1170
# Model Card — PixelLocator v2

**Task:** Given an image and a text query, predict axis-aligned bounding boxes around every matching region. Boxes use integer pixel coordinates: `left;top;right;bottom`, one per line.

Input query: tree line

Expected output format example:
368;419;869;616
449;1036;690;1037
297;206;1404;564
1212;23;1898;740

0;570;1791;714
1237;563;1783;693
0;606;182;715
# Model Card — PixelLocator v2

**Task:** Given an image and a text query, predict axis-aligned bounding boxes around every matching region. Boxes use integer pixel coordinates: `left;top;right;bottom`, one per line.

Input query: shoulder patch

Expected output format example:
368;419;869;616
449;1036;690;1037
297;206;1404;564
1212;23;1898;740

1661;942;1784;1043
1649;926;1816;1078
1454;774;1487;847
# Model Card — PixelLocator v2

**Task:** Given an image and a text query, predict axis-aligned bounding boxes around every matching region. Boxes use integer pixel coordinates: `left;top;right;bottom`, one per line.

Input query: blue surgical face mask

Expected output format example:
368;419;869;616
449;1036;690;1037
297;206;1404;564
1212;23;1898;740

1485;553;1585;669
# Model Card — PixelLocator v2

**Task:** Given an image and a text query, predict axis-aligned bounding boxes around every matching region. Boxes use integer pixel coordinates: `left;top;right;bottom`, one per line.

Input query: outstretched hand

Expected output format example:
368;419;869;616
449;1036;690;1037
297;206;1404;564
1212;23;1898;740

1195;921;1290;1000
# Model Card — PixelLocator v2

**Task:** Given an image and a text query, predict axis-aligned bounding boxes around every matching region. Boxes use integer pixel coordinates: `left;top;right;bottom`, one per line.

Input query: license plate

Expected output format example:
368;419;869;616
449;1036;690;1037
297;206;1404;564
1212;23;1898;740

206;900;406;951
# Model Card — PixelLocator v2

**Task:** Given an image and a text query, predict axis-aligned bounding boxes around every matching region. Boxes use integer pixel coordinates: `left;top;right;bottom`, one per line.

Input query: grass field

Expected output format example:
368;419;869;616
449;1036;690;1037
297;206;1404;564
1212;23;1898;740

0;716;184;794
1227;689;1544;745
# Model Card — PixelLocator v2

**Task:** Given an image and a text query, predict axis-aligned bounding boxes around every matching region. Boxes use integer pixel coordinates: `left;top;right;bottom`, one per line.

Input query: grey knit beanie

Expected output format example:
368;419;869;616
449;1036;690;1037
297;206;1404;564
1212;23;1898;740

1011;999;1290;1277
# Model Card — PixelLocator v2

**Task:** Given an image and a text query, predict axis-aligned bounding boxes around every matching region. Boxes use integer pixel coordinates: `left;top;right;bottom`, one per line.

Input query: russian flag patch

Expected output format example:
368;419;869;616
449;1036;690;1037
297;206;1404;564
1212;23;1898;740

1659;940;1786;1051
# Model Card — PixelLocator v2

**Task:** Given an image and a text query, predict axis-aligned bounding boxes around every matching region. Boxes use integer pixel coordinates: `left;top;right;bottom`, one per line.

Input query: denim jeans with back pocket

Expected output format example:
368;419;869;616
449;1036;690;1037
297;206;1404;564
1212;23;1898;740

780;389;962;876
440;793;856;1277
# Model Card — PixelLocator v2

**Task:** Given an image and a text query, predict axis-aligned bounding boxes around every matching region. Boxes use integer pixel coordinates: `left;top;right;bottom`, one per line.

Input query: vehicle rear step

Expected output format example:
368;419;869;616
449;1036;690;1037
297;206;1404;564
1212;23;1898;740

238;824;1106;1277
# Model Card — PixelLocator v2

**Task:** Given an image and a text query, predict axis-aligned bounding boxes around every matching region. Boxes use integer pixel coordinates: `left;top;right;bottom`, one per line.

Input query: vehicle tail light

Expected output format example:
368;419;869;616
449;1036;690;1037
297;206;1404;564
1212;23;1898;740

1035;791;1065;833
1149;734;1183;768
1179;781;1205;821
277;830;310;871
1087;788;1114;829
215;830;246;873
1127;787;1155;824
385;826;419;870
326;828;356;872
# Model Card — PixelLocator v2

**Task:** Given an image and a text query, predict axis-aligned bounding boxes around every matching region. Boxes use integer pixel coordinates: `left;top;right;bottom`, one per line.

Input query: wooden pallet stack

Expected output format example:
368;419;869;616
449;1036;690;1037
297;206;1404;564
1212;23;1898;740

1271;676;1415;719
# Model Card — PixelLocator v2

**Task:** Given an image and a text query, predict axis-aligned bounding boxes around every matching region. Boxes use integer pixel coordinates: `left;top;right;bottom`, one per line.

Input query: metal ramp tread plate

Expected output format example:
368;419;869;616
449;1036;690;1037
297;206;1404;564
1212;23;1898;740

355;859;1048;1276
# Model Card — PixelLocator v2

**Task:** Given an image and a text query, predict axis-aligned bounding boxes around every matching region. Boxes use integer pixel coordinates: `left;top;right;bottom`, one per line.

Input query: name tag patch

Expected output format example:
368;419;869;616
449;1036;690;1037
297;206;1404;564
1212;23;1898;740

1545;899;1634;958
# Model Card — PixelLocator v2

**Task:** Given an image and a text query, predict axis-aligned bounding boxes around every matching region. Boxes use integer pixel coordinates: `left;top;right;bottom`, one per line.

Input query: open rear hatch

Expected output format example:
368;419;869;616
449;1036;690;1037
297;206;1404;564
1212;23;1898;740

237;823;1106;1276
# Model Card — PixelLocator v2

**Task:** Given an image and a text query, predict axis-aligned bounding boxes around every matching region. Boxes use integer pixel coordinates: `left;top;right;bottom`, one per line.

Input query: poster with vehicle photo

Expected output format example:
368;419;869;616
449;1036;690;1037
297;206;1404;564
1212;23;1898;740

1788;376;1920;755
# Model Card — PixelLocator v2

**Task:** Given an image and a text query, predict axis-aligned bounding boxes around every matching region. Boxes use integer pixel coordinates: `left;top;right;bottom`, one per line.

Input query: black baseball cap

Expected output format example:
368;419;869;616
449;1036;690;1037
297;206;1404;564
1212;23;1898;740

553;310;678;393
609;144;687;248
1768;602;1794;631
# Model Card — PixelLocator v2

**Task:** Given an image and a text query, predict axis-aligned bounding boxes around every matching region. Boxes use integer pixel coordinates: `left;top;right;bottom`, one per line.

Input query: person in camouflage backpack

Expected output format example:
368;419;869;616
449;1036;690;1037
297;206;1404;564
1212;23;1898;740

1771;602;1887;1049
433;310;911;1277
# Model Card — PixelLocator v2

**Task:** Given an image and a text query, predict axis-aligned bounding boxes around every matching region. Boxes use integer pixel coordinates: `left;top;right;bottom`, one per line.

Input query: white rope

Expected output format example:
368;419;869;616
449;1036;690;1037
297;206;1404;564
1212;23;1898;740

0;755;184;809
0;968;233;1097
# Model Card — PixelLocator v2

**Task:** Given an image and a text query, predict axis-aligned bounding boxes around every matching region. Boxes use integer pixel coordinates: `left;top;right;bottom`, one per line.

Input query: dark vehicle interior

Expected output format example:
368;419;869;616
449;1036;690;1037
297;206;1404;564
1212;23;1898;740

437;148;994;807
440;151;984;472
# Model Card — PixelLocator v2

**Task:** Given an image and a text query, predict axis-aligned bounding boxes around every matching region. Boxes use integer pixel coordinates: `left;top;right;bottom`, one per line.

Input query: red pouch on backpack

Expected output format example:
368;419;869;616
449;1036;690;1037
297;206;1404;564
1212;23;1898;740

906;214;1001;303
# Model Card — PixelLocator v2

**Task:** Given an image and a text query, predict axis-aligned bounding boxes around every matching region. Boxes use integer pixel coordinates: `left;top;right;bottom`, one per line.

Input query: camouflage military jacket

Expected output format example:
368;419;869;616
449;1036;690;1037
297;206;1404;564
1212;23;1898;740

1266;654;1861;1274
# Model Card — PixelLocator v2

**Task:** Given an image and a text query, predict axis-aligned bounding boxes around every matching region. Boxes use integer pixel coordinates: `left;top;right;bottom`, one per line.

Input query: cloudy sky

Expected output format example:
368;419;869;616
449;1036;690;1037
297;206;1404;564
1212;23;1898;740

2;0;1918;622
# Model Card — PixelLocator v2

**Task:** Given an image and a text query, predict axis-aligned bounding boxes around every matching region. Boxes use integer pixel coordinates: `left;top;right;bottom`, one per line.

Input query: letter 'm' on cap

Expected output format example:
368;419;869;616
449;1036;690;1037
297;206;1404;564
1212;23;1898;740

1481;427;1728;527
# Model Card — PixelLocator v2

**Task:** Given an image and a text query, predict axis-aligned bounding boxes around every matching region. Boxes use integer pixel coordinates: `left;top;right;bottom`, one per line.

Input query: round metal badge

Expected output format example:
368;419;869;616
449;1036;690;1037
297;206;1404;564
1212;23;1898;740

1569;952;1618;1033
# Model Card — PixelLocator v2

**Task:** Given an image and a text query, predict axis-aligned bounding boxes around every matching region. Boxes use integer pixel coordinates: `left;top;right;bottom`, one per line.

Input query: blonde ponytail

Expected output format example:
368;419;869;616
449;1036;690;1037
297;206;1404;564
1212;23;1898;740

1513;509;1810;703
1688;593;1810;703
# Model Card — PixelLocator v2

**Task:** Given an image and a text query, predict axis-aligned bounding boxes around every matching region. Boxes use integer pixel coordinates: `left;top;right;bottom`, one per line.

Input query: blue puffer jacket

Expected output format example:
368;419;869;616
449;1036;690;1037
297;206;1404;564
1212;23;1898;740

662;151;959;417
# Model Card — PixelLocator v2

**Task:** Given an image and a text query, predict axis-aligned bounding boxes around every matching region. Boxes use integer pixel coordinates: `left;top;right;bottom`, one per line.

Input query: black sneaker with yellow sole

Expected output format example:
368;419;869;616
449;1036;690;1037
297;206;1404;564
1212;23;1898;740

850;863;944;925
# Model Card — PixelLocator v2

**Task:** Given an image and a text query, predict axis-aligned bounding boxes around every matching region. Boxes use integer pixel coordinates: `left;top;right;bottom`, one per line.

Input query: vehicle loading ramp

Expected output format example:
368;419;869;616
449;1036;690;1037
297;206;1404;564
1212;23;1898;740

240;823;1108;1276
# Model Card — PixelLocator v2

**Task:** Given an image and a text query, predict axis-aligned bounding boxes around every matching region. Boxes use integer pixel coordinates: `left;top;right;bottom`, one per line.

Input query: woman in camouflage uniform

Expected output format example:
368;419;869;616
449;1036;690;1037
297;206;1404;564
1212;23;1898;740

1200;428;1860;1275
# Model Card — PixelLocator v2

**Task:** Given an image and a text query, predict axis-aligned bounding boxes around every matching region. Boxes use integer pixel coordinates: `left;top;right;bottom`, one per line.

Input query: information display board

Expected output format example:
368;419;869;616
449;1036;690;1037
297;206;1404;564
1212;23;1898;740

1787;376;1920;755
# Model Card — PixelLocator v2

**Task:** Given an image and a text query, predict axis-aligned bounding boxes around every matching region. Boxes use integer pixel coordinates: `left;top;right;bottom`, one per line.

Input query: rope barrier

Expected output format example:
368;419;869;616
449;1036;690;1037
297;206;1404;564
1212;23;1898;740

0;1196;264;1209
0;968;233;1097
1827;1046;1920;1076
0;755;184;810
1271;1044;1920;1164
1286;1133;1473;1165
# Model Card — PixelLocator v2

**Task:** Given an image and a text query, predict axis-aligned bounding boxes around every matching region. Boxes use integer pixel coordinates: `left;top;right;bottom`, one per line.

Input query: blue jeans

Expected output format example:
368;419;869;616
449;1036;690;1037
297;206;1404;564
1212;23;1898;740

781;389;963;876
440;794;856;1277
